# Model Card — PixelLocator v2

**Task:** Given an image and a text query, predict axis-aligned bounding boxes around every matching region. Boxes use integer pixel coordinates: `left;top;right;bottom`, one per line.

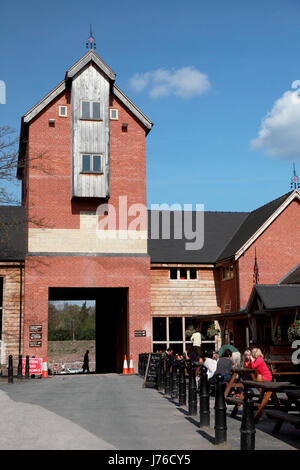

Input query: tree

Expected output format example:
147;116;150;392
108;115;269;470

0;126;19;205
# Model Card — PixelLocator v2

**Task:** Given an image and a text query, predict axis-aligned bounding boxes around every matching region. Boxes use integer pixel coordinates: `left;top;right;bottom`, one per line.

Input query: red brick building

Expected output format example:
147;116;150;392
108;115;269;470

0;49;299;374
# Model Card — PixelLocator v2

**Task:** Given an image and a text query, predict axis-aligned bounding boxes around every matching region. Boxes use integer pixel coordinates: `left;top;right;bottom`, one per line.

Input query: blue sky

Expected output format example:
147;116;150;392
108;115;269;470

1;0;300;211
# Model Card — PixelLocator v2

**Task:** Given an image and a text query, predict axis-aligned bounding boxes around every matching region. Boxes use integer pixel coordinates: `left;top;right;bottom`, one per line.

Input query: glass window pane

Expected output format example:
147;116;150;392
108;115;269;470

93;102;100;119
169;317;182;341
179;268;187;279
93;156;101;172
152;317;166;342
152;343;166;353
190;268;197;279
184;317;198;340
170;343;183;356
170;268;177;280
82;155;90;172
82;101;90;119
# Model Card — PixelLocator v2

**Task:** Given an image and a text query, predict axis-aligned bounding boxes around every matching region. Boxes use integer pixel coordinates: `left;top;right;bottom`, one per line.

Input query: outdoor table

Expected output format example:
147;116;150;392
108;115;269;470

267;360;300;378
224;367;256;398
241;380;297;423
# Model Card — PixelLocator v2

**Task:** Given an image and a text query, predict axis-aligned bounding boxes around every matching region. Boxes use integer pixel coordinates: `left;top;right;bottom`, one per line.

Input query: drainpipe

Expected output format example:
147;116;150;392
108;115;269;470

18;262;23;355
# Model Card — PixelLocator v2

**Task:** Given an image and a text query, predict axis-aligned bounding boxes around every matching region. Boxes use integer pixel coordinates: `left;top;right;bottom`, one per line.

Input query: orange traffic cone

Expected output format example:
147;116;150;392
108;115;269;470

128;354;134;374
122;354;129;374
42;357;48;378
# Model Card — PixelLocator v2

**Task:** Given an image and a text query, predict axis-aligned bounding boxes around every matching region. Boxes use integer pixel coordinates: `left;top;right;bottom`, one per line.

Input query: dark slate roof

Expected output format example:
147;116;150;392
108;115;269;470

278;264;300;285
0;206;26;261
251;284;300;310
217;191;293;261
147;210;248;263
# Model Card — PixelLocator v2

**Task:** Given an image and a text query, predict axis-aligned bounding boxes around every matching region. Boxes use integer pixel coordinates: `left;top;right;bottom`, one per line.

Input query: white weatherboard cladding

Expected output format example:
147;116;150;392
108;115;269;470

71;64;110;198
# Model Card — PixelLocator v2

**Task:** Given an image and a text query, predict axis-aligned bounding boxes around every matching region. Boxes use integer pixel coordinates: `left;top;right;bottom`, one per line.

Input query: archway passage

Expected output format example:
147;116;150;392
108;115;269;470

48;287;128;374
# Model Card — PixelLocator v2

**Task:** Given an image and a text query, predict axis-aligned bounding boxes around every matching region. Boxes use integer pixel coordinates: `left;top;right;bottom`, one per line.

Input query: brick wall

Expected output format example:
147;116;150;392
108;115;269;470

238;199;300;308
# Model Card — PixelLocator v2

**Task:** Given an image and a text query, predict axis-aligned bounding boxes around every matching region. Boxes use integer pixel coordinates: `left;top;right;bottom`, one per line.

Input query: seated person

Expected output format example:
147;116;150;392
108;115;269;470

213;349;233;382
249;348;272;382
203;351;217;380
231;351;241;368
243;349;252;369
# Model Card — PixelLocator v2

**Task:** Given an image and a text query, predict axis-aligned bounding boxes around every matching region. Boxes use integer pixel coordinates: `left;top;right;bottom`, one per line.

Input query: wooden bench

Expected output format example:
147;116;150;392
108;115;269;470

265;409;300;433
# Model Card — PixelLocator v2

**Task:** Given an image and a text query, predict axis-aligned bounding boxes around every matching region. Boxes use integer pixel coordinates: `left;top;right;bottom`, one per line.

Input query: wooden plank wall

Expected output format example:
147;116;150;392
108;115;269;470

0;264;24;372
72;63;110;198
151;266;221;316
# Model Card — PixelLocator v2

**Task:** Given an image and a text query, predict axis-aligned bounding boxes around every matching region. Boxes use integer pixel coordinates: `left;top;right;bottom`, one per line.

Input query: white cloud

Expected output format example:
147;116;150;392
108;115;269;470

129;66;211;99
251;87;300;160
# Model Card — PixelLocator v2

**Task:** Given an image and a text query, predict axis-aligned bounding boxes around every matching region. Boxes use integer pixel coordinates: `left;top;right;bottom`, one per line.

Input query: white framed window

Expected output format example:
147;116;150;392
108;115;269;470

81;154;103;174
81;100;101;120
110;109;118;120
222;264;234;280
169;268;197;280
58;106;68;117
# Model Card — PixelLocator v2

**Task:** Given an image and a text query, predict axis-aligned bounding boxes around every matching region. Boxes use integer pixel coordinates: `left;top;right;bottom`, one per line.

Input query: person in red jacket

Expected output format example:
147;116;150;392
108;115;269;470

249;348;272;382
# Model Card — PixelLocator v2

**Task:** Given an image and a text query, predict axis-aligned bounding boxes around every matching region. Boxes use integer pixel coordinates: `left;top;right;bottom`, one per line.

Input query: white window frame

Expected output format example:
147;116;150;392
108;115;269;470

169;268;198;281
81;154;103;174
58;106;68;117
81;100;102;121
110;109;118;120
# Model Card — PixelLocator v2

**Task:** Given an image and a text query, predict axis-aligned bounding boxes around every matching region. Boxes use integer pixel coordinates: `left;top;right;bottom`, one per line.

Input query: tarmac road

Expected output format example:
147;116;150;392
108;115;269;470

0;374;214;450
0;374;298;450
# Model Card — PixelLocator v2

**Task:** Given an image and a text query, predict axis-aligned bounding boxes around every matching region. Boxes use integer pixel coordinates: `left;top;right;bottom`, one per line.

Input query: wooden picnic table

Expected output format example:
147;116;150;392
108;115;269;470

266;360;300;379
241;380;297;423
224;367;256;398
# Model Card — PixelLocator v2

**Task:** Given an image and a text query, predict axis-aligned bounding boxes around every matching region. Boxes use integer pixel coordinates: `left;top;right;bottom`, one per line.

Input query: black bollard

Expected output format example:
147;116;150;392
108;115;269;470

171;358;179;400
240;387;256;450
164;355;171;396
25;355;30;379
8;355;13;384
214;374;227;445
188;362;197;416
17;355;23;379
178;358;186;406
199;365;210;427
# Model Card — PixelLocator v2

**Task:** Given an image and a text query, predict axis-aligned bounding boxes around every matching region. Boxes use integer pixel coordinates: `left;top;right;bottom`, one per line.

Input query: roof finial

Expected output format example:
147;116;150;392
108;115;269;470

86;24;96;50
290;162;300;190
253;247;259;285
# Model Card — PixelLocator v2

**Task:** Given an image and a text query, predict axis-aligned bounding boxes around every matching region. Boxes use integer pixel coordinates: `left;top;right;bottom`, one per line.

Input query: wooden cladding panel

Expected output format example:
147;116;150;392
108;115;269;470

151;267;221;316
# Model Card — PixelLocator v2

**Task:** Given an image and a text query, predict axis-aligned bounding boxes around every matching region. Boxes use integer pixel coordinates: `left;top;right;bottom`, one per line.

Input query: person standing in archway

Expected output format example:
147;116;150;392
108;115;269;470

82;350;90;373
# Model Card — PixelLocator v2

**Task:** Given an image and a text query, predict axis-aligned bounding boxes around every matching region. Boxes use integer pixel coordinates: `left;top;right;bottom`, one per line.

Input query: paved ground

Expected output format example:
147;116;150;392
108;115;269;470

0;374;299;450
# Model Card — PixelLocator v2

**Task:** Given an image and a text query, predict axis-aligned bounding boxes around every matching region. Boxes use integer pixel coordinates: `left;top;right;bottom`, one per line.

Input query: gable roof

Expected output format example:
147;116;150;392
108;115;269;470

278;263;300;285
247;284;300;311
18;50;153;178
217;191;299;262
0;206;26;261
148;210;248;263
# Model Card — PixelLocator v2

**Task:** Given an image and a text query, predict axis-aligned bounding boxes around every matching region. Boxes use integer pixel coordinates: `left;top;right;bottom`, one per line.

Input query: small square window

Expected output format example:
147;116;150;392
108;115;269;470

59;106;67;117
110;109;118;120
